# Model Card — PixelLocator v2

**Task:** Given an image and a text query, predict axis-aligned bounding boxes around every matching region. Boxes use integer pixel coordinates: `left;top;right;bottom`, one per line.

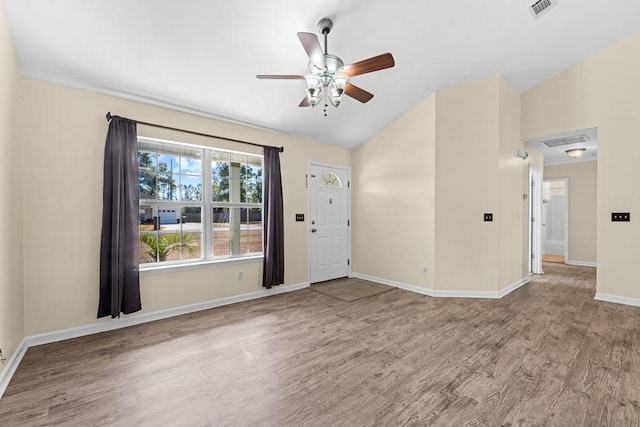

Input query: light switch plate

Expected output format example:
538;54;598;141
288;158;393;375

612;212;630;222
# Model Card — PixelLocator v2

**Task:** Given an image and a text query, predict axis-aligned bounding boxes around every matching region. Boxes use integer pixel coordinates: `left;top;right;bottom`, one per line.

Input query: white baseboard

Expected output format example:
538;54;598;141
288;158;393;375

567;260;597;268
498;276;532;298
0;282;308;399
0;338;28;399
594;293;640;308
352;273;530;300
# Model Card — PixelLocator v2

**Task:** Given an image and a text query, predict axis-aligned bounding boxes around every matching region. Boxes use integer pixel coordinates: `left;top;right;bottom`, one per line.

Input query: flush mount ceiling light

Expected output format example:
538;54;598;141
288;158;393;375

565;148;586;158
257;18;395;115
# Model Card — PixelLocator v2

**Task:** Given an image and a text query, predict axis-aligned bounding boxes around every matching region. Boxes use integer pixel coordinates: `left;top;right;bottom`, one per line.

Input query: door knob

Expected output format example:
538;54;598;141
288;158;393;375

311;228;317;233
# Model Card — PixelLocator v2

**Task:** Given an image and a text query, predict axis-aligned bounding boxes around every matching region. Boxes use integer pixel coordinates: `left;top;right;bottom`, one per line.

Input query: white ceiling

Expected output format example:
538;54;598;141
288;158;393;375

525;127;598;165
4;0;640;149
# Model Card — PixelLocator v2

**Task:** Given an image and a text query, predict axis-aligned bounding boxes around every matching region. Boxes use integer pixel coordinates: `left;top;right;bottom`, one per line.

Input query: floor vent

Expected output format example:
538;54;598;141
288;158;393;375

540;134;589;148
530;0;557;18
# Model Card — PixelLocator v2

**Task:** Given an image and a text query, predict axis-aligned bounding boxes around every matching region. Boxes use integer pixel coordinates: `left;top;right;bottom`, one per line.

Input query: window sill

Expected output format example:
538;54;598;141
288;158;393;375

140;255;263;276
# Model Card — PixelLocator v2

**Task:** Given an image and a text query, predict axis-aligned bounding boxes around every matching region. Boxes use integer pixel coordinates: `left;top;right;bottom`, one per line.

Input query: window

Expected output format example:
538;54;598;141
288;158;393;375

320;172;342;188
138;138;263;267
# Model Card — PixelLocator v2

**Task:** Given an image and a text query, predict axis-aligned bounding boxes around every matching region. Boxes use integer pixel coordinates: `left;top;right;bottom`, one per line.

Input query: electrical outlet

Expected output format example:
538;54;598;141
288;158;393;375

422;266;428;276
237;271;244;281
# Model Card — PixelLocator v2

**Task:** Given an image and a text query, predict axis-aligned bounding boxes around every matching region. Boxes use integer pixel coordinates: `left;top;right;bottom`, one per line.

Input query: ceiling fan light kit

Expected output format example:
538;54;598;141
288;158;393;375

257;17;395;112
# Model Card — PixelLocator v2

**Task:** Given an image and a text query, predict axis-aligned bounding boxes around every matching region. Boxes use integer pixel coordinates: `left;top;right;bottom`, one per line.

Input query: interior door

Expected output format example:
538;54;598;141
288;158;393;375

529;166;543;274
309;164;350;283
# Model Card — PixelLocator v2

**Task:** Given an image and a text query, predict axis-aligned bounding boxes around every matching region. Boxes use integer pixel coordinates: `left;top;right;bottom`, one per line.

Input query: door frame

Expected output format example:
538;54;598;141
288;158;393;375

529;165;543;274
543;177;570;263
307;161;352;284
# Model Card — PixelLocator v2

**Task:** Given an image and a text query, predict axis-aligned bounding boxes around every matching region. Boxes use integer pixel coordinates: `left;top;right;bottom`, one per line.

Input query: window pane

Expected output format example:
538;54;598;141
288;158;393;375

139;205;203;263
212;152;230;202
180;206;202;260
179;175;202;201
212;208;230;256
139;206;154;226
139;171;157;199
158;153;180;173
139;230;158;263
243;157;262;203
241;208;262;254
178;147;202;202
180;148;202;176
139;150;158;199
228;162;242;203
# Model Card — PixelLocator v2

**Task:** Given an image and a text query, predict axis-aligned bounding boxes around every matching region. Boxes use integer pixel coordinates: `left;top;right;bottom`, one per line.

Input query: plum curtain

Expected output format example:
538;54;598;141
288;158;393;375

262;146;285;288
98;116;142;318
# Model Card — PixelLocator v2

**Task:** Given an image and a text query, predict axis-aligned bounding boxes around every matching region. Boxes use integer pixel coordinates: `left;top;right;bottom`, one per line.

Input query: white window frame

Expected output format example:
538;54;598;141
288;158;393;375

138;137;264;271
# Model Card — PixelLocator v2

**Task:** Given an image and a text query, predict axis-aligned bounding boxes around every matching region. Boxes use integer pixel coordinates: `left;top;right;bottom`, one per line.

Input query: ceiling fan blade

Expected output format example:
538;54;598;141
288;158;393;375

342;53;395;77
345;83;374;103
256;75;304;80
299;97;310;107
297;32;326;69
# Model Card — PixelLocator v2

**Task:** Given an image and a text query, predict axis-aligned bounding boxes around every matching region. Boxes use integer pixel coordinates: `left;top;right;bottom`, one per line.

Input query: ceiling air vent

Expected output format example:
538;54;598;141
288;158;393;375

540;134;589;148
530;0;557;18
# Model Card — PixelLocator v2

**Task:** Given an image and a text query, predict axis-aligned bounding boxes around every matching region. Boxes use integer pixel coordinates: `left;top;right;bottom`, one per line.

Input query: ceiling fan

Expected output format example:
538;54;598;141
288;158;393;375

256;18;395;111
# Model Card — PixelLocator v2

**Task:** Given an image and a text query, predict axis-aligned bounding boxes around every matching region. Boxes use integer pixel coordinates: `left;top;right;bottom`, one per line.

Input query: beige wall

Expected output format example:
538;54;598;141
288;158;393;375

435;76;529;292
0;1;24;364
17;78;351;335
523;29;640;298
544;161;597;264
435;77;501;291
498;78;527;290
353;94;436;289
354;76;530;294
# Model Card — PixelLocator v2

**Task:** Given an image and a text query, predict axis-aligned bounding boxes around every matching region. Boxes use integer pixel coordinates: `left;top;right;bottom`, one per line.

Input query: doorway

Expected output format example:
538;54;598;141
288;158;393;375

308;163;351;284
542;178;569;263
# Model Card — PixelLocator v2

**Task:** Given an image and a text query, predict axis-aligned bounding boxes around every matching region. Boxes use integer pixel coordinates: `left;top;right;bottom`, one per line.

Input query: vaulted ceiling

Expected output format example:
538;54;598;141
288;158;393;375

5;0;640;148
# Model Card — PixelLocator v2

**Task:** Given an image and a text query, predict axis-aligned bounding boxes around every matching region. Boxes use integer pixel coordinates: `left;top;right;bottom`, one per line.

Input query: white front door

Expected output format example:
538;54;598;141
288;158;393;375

309;164;350;283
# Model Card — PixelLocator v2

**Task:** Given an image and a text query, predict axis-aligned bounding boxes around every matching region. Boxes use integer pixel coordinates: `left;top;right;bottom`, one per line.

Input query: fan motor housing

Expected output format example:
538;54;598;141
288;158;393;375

324;55;343;73
317;18;333;35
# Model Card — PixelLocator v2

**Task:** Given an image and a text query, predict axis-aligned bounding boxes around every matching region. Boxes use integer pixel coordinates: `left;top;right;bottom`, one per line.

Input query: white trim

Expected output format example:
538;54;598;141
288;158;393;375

140;255;263;275
352;273;531;300
595;293;640;308
498;276;532;298
566;260;597;268
0;282;307;399
0;339;28;399
529;165;544;274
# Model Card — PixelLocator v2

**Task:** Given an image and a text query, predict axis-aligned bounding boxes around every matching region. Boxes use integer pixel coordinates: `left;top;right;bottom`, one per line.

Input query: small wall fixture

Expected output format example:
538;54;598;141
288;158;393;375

565;148;586;158
517;149;529;160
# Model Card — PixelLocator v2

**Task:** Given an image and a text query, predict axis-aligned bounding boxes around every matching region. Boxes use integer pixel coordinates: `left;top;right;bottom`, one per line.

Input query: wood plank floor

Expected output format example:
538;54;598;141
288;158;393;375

2;263;639;426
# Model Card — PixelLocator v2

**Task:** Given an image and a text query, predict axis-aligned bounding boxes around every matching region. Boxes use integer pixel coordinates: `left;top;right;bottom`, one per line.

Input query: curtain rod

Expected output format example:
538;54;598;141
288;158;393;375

105;112;283;152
